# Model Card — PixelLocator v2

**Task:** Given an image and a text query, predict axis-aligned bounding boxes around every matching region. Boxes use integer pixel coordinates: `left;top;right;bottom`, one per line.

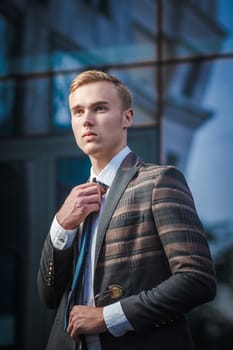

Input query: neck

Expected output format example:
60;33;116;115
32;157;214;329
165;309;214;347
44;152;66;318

89;146;127;174
90;156;111;175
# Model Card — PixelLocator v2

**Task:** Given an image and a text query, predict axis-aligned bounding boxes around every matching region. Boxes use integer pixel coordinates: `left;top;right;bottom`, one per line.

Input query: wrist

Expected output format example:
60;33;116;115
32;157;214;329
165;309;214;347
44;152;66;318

56;213;78;230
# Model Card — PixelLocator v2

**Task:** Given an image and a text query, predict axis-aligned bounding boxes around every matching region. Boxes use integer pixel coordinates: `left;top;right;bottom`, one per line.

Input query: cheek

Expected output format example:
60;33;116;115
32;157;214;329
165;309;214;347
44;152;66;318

103;123;120;140
103;117;123;132
71;121;82;141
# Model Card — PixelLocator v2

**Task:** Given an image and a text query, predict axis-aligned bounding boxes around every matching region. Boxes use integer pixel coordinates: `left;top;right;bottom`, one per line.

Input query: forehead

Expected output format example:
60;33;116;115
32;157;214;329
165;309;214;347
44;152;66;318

69;81;121;106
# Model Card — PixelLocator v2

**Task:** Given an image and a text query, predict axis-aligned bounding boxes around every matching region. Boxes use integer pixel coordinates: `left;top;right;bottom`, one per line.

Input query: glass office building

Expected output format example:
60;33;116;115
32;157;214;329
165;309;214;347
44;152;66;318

0;0;233;349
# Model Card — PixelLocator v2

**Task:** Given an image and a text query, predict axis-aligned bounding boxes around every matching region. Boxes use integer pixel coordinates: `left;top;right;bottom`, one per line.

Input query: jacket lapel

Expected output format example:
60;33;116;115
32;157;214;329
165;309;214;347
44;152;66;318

94;152;141;269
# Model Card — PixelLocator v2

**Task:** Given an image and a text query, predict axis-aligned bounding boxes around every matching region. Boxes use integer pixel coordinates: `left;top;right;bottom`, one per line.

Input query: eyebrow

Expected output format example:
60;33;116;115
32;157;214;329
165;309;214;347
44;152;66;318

71;100;110;112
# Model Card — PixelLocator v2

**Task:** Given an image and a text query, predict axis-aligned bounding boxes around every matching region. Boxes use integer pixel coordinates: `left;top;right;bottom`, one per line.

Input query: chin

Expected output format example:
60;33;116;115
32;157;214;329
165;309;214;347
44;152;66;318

83;146;101;157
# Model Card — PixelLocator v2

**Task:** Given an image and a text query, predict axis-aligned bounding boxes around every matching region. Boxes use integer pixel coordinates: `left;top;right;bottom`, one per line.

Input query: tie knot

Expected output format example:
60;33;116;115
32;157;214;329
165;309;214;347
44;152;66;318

92;177;109;190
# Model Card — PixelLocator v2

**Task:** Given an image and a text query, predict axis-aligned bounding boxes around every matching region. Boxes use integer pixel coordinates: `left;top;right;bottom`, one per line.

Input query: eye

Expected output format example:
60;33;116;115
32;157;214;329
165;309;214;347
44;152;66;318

73;109;84;116
95;105;107;112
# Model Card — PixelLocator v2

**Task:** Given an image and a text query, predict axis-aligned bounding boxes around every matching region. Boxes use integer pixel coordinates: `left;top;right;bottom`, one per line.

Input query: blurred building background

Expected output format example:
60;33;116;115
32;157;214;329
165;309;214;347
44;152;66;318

0;0;233;349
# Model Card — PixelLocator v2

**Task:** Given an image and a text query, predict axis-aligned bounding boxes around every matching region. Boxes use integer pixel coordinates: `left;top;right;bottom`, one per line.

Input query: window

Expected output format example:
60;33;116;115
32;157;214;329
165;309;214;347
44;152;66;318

57;156;90;207
0;14;17;137
166;152;178;166
83;0;110;17
183;62;202;97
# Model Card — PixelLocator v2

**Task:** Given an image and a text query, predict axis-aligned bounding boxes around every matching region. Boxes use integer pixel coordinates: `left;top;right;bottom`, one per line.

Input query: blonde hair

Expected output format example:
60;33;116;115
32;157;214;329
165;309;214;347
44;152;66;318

69;70;132;110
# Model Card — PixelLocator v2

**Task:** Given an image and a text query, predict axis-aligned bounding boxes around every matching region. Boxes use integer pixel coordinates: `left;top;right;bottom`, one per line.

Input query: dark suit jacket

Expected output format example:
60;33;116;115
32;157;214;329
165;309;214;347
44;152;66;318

37;152;216;350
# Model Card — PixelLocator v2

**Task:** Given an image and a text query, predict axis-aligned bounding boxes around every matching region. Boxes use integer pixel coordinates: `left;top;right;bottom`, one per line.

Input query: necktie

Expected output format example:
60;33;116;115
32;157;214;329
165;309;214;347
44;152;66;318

63;178;108;331
64;213;93;330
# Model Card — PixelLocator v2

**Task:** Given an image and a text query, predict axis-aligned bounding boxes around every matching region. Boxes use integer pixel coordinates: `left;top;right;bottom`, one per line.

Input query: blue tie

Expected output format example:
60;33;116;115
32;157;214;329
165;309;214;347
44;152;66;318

63;178;108;331
63;213;93;330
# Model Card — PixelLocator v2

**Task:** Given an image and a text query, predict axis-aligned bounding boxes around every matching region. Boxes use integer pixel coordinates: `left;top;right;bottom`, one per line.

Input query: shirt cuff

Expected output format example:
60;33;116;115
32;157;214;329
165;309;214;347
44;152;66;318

50;216;77;250
103;301;134;337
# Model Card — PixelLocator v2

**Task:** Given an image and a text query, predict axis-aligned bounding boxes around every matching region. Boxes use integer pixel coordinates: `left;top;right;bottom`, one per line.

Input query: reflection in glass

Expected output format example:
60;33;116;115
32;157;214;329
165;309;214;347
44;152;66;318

0;80;16;137
185;59;233;349
216;0;233;53
0;14;17;137
163;0;227;58
56;156;90;207
52;72;76;130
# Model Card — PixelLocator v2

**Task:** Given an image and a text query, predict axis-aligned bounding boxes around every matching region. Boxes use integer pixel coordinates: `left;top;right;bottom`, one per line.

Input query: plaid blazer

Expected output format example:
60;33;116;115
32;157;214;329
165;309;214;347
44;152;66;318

38;152;216;350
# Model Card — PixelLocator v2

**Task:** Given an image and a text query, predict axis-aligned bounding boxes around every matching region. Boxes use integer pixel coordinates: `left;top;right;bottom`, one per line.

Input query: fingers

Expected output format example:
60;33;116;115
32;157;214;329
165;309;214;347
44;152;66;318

66;305;106;339
75;182;106;203
71;183;105;214
67;307;82;340
56;182;107;230
67;321;80;341
67;314;74;336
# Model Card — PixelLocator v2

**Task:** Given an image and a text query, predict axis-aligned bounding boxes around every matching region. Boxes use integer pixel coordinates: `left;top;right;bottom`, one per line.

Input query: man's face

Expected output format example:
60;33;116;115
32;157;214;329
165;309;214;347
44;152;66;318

69;81;133;165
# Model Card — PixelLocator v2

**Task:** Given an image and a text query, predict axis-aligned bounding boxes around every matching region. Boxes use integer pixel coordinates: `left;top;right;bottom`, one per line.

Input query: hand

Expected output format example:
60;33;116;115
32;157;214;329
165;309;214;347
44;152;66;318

67;305;107;340
56;182;107;230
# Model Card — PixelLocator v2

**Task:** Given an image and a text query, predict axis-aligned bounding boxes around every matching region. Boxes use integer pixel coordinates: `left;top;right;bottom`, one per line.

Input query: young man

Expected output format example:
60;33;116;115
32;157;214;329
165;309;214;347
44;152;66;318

37;70;216;350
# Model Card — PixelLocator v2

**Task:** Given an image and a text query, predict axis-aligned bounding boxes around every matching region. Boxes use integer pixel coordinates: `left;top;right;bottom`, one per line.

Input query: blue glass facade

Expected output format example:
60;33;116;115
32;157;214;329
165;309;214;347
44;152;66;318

0;1;233;349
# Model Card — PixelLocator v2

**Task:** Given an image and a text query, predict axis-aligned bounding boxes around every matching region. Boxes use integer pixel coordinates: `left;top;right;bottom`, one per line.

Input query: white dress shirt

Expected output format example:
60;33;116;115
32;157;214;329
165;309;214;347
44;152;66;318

50;146;134;349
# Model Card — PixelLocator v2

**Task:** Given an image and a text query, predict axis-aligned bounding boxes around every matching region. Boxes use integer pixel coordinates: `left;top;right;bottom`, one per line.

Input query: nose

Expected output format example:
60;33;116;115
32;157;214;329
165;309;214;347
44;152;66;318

82;109;94;127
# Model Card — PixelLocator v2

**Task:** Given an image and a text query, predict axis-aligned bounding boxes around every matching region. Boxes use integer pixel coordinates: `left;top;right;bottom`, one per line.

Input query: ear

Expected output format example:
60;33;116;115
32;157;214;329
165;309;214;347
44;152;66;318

123;108;134;129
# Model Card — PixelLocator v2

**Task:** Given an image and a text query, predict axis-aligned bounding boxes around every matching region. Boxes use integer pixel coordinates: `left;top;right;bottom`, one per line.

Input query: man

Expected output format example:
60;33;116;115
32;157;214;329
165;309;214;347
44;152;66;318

37;70;216;350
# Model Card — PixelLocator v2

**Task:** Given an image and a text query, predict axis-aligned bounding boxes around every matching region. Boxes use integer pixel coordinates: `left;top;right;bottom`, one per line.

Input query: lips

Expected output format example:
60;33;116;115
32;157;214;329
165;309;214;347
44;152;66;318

82;131;97;138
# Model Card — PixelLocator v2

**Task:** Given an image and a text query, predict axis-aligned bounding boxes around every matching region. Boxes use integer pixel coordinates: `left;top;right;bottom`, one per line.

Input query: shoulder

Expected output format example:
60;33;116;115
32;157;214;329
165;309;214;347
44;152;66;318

125;152;189;188
138;161;185;181
137;162;192;195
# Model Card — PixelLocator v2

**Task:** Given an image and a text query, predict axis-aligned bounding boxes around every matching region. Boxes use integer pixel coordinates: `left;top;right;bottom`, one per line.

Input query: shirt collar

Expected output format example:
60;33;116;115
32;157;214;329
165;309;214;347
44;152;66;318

90;146;131;187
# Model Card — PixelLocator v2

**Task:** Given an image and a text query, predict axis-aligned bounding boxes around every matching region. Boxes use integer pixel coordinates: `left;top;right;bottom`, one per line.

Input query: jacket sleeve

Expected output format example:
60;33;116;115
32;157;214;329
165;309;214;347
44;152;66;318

37;233;74;309
120;166;216;331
